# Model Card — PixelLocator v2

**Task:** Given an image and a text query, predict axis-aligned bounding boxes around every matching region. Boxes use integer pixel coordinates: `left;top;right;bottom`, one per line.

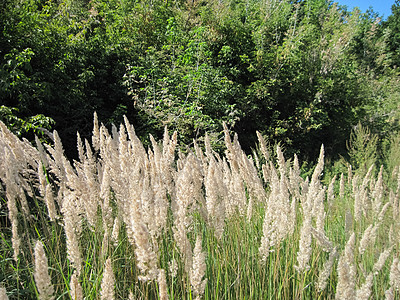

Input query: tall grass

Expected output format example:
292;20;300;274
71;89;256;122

0;114;399;299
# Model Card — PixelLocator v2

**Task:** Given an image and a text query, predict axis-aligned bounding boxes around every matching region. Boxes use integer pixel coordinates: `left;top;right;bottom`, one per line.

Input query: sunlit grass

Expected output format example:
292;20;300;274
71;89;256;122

0;117;399;299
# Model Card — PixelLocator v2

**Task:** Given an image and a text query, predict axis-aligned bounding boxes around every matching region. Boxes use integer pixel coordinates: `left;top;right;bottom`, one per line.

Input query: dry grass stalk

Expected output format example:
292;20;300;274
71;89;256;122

309;145;325;214
355;274;373;300
101;230;110;261
160;128;177;199
389;258;400;291
129;207;159;281
81;140;100;228
92;112;100;152
34;241;55;300
385;287;394;300
139;161;158;239
5;175;20;262
276;144;287;178
259;159;294;261
327;175;336;207
190;236;207;300
289;154;302;199
295;147;325;273
223;123;266;218
158;269;169;300
35;135;49;167
148;140;171;237
240;151;267;219
372;166;384;216
37;160;47;196
62;193;83;275
314;187;327;233
358;224;373;255
104;124;131;234
18;191;30;219
205;156;226;239
339;173;345;199
353;178;363;221
348;164;353;184
111;216;121;246
173;155;199;272
76;132;85;163
358;223;379;255
335;233;356;300
0;287;9;300
128;291;134;300
0;120;39;174
44;184;57;221
345;210;353;237
100;164;113;233
378;202;391;223
317;247;338;291
259;205;276;261
256;130;270;162
355;165;375;219
389;190;399;219
373;247;393;275
97;121;159;281
69;271;83;300
101;258;115;300
295;214;312;273
169;259;178;278
0;130;29;261
227;167;247;216
311;227;333;252
397;167;400;194
312;145;325;185
45;130;67;186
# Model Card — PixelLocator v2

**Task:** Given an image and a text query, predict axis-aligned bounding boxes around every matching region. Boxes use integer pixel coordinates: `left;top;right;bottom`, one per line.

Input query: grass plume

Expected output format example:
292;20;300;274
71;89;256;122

0;115;399;299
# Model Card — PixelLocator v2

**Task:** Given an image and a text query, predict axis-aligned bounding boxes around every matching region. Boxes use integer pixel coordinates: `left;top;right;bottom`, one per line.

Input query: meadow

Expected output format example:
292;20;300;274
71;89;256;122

0;113;399;299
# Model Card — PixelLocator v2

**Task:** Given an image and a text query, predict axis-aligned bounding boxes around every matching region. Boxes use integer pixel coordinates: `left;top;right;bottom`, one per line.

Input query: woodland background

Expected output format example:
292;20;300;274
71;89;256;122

1;0;400;162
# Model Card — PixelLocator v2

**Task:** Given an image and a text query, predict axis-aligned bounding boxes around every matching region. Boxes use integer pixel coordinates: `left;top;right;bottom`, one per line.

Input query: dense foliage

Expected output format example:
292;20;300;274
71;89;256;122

1;0;399;160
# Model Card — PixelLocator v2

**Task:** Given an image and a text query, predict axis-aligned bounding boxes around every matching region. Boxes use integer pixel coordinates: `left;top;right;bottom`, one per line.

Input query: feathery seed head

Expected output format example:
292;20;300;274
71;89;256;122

100;258;115;300
158;269;168;300
0;287;9;300
34;241;55;300
191;236;207;300
70;271;83;300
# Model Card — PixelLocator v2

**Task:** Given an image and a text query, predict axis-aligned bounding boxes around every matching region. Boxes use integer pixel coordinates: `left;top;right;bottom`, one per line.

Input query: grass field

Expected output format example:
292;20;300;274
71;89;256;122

0;114;399;299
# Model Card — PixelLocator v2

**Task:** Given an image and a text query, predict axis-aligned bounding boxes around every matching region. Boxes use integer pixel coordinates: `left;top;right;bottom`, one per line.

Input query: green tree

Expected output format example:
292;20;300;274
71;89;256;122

385;0;400;66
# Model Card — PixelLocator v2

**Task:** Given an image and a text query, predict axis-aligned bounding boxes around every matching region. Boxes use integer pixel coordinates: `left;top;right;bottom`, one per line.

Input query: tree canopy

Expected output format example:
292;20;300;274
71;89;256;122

1;0;399;160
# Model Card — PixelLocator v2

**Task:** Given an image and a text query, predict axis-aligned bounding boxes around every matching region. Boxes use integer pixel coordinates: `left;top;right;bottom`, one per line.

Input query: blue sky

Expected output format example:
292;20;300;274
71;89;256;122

337;0;395;19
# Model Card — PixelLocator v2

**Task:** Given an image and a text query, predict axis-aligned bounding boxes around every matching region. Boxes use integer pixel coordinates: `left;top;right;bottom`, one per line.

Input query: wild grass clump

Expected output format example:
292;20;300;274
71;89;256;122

0;113;399;299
